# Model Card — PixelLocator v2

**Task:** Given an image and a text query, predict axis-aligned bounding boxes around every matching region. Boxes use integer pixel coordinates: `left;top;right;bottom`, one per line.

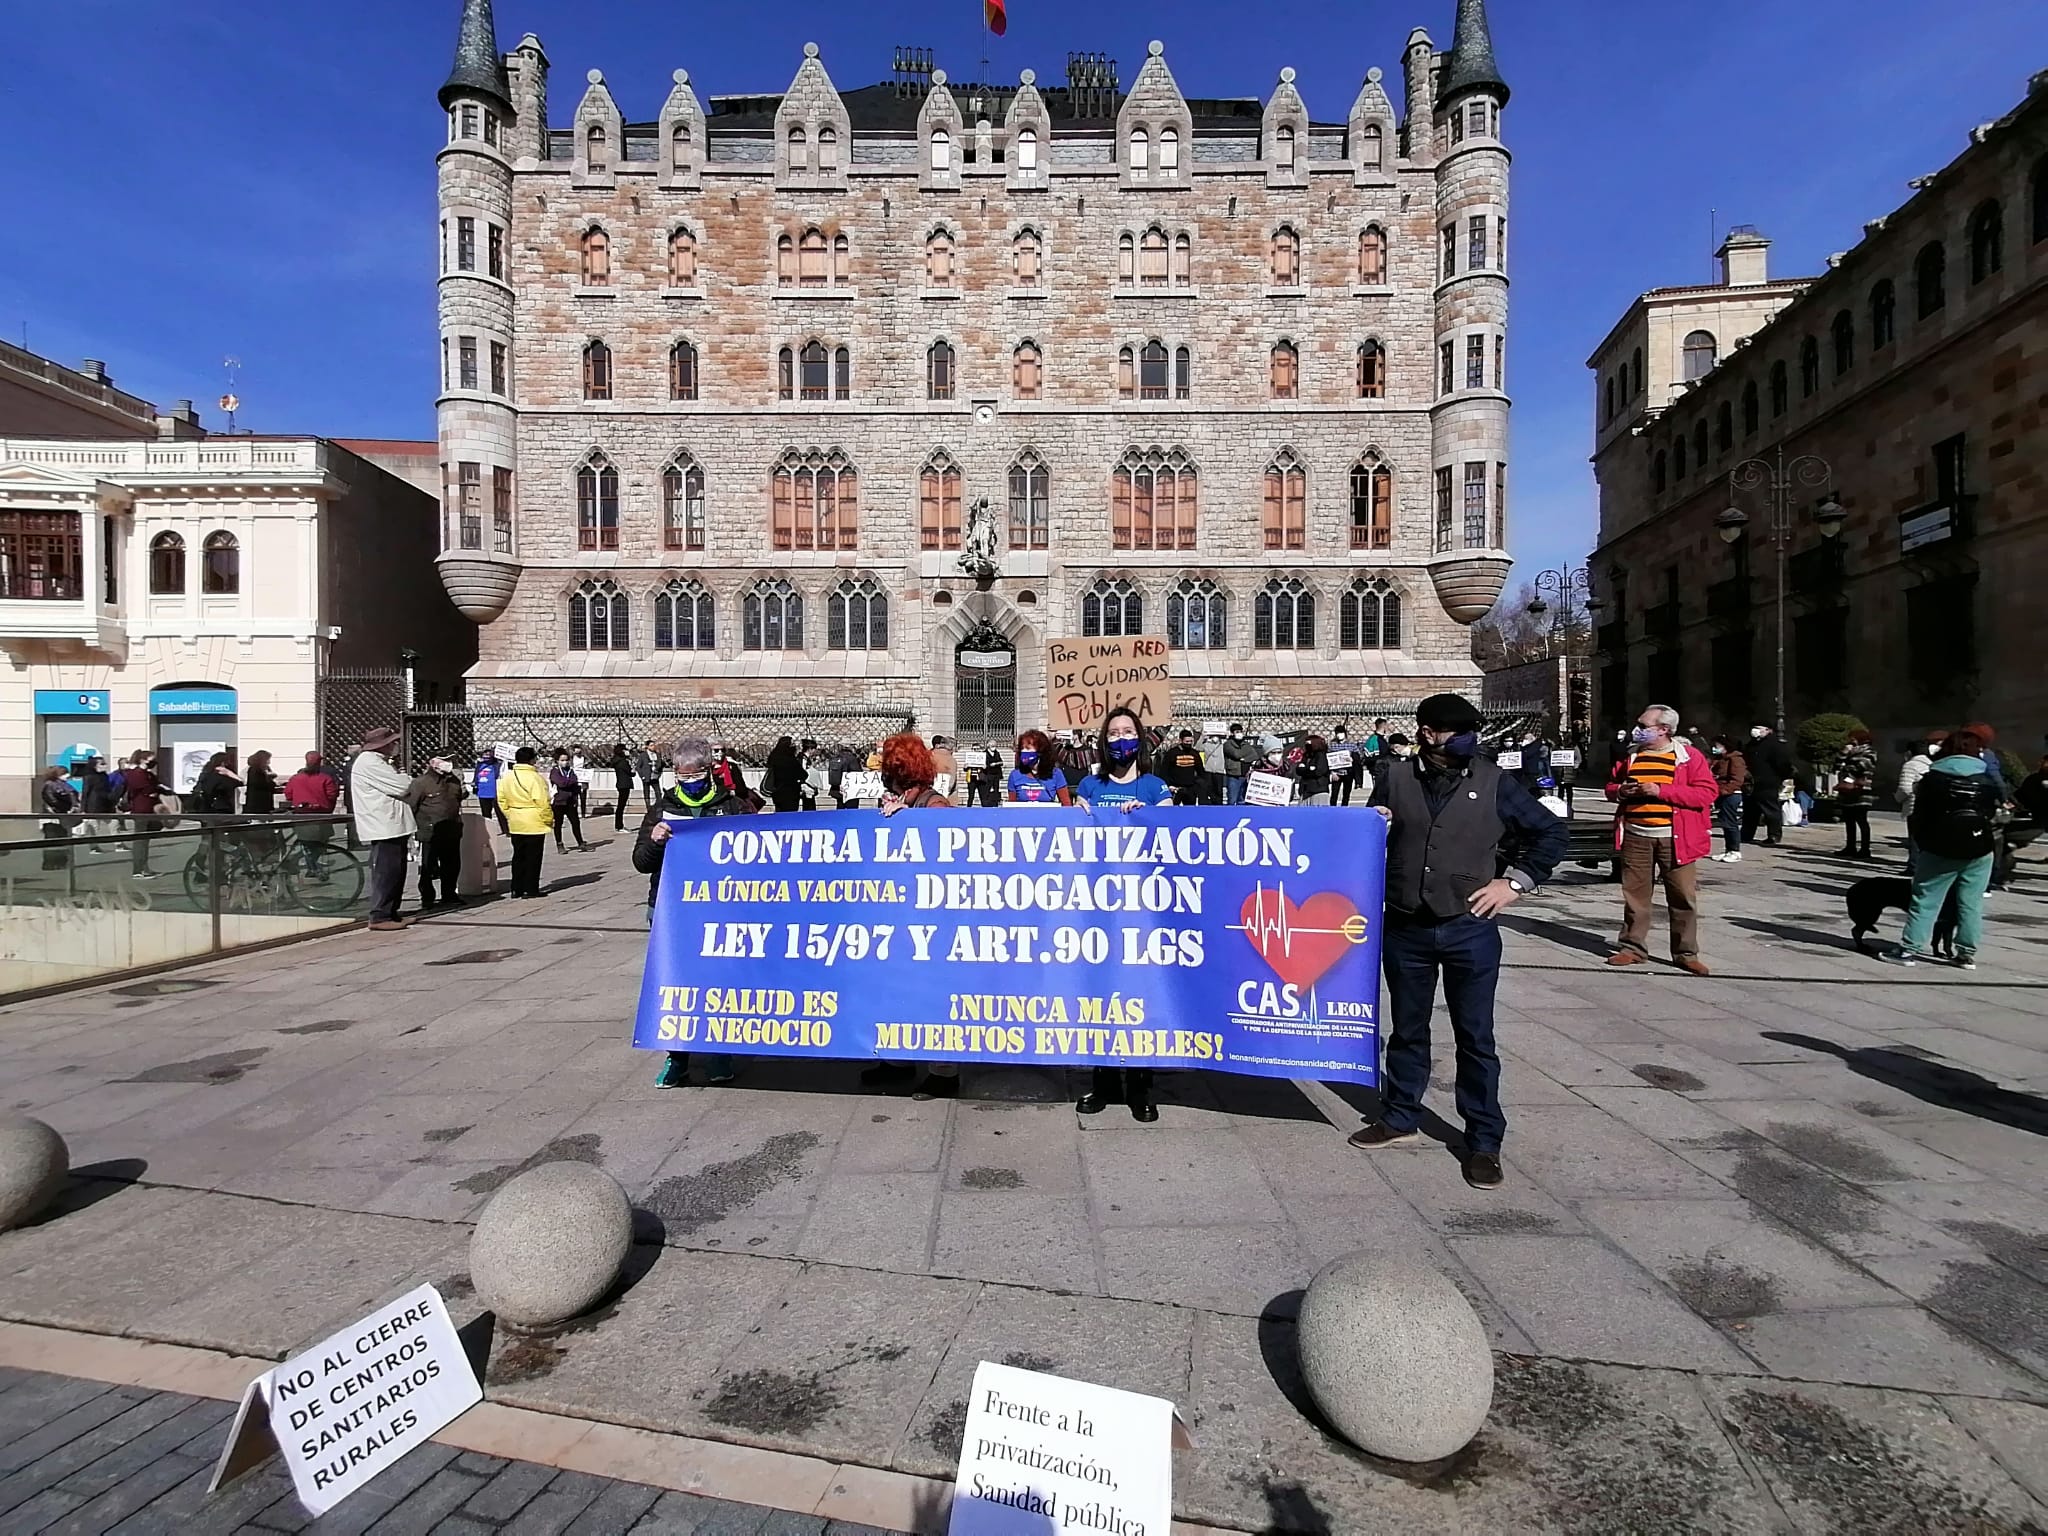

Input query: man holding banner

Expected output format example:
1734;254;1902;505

1353;693;1569;1190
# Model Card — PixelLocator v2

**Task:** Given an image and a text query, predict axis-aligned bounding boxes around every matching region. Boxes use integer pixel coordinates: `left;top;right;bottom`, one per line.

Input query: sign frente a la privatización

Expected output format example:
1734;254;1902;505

216;1282;480;1516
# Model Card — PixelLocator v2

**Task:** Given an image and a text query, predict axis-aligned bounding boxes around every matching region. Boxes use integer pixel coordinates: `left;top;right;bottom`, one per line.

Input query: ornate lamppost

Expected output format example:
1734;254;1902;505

1715;446;1845;737
1524;565;1591;658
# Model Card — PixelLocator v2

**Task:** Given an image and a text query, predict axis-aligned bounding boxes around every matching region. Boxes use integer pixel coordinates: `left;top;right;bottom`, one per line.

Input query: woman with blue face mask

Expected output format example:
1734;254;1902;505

1072;707;1172;1123
1006;728;1072;805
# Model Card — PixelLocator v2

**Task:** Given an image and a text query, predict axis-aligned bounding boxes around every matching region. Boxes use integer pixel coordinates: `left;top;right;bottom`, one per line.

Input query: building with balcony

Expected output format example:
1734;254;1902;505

430;0;1514;733
1586;72;2048;765
0;436;475;806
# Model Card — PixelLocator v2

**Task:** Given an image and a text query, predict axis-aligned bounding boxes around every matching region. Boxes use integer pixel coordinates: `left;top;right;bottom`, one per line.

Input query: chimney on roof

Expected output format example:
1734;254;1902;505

156;400;205;440
80;359;107;383
1716;225;1770;287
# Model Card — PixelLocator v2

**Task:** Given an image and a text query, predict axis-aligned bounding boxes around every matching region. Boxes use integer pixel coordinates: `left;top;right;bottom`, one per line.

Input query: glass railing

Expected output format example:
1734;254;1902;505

0;812;368;998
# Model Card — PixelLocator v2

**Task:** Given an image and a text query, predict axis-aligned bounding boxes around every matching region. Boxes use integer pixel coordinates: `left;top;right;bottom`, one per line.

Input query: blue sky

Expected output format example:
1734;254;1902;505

3;0;2043;590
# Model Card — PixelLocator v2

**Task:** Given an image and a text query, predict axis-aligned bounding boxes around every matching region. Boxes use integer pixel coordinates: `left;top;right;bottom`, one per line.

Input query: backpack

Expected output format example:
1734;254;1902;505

1908;770;2000;860
106;770;126;797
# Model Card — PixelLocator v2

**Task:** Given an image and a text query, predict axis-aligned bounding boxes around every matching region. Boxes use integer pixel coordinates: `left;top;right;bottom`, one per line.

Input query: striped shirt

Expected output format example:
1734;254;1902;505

1622;750;1677;837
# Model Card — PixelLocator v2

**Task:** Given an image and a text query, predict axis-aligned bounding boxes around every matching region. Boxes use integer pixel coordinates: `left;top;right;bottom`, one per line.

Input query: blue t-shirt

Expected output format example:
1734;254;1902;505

474;761;500;797
1007;766;1068;803
1076;772;1172;809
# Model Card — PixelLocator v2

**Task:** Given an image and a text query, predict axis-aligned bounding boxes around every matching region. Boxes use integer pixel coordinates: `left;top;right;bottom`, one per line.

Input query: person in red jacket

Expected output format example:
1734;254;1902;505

1605;703;1719;976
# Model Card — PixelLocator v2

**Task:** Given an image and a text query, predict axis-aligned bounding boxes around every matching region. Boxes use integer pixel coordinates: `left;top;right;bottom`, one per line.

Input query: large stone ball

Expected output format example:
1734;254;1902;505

0;1115;69;1231
1295;1249;1493;1462
469;1162;633;1329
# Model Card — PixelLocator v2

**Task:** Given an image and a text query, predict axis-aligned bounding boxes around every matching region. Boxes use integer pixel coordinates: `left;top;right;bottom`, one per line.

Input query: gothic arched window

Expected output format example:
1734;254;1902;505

1012;341;1042;400
1349;454;1393;549
669;228;697;287
1340;576;1401;650
662;454;704;550
927;340;956;401
653;579;713;650
1013;228;1042;285
1261;450;1306;551
568;578;628;652
580;227;610;286
669;339;699;401
581;340;612;401
1255;576;1315;651
1269;340;1299;400
827;576;889;651
1271;227;1300;286
926;228;956;286
576;453;619;550
1008;451;1049;550
1356;340;1386;399
1081;576;1142;638
1358;225;1388;285
919;451;963;550
1166;578;1227;650
1113;446;1197;551
772;448;858;551
742;577;802;651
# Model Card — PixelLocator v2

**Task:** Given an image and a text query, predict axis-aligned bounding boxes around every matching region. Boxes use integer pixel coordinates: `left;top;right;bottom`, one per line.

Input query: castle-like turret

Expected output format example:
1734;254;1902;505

1425;0;1512;624
435;0;524;623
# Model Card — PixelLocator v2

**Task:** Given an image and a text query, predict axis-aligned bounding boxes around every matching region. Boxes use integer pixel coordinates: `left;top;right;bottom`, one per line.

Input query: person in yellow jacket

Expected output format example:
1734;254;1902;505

495;746;555;898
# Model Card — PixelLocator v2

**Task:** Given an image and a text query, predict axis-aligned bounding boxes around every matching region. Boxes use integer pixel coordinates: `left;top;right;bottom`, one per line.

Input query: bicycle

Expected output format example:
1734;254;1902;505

181;822;368;916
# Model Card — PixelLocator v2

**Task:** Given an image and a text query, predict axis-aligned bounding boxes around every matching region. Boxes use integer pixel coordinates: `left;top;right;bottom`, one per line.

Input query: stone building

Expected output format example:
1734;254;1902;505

1586;73;2048;764
432;0;1513;736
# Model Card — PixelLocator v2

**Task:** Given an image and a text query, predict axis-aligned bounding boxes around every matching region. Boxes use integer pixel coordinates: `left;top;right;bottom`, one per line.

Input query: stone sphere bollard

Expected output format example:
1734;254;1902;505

0;1114;69;1232
1295;1250;1493;1462
468;1162;633;1329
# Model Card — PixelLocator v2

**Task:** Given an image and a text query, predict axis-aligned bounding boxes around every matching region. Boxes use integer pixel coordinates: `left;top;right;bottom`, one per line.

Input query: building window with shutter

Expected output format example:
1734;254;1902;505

663;456;705;551
1261;452;1307;551
575;454;619;551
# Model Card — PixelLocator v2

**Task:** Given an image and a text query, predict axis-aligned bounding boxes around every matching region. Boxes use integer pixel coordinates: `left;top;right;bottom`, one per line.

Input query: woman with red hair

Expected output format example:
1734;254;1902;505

867;732;960;1097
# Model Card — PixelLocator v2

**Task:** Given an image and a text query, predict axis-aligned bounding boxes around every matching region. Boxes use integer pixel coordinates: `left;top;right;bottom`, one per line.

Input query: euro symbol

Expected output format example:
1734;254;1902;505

1340;913;1369;945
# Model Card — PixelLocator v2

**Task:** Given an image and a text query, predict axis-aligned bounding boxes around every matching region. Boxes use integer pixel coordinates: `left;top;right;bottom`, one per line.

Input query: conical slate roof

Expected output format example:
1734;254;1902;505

1439;0;1508;104
440;0;511;112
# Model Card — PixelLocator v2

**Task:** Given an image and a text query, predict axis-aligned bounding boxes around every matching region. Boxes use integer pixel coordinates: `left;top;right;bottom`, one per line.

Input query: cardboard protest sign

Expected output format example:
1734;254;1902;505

949;1360;1174;1535
1245;772;1294;807
1046;636;1172;735
211;1284;479;1517
838;771;884;801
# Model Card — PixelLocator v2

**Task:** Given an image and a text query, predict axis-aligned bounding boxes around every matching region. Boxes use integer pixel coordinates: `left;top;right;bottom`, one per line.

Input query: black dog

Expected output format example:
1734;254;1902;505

1847;877;1960;958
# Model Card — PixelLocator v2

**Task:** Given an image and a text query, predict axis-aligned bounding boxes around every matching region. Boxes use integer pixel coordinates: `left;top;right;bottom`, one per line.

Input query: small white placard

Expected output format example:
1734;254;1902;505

957;749;988;770
950;1360;1174;1536
1245;772;1294;807
212;1283;479;1518
1326;749;1353;773
1551;749;1580;768
1497;749;1524;770
933;773;957;800
839;771;884;801
1201;720;1228;737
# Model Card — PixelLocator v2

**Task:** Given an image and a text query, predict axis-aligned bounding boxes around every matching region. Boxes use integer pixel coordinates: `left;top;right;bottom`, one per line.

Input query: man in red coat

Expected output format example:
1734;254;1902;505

1605;704;1719;976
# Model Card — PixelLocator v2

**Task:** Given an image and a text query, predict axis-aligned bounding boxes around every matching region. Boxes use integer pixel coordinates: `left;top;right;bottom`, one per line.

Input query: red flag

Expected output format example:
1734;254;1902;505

985;0;1007;35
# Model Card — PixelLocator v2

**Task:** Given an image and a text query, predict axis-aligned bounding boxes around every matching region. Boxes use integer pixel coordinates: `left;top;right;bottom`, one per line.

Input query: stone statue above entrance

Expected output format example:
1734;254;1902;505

959;495;1000;589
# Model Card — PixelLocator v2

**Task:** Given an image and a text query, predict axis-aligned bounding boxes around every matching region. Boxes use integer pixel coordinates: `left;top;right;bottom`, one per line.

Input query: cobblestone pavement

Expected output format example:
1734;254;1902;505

1;811;2045;1531
0;1366;892;1534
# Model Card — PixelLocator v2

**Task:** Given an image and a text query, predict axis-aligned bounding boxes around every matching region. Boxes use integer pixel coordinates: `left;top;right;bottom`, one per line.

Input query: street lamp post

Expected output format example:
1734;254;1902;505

1715;445;1845;739
1524;565;1591;659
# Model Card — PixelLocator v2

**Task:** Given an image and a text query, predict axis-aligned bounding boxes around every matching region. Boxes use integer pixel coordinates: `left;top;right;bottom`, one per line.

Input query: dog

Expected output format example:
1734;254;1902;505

1847;877;1960;958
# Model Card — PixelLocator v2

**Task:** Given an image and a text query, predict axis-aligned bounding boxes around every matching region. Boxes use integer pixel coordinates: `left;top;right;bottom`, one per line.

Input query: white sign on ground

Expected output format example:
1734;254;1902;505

1245;772;1294;807
949;1360;1174;1536
210;1283;480;1517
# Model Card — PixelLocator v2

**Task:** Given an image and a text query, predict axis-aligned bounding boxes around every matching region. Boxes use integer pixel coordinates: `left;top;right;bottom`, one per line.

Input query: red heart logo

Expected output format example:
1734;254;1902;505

1239;888;1364;992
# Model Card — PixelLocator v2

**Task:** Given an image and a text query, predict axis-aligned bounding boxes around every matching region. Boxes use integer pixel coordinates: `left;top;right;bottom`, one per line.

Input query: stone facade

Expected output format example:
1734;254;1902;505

1587;74;2048;773
434;3;1513;734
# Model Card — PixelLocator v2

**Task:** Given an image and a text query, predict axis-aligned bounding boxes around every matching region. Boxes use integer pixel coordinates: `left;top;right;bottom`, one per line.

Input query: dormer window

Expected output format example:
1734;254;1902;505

788;125;808;171
586;125;608;171
1016;129;1038;169
1274;126;1295;169
1129;129;1149;176
671;122;690;162
1158;129;1179;173
818;126;839;171
931;129;952;171
1361;123;1383;171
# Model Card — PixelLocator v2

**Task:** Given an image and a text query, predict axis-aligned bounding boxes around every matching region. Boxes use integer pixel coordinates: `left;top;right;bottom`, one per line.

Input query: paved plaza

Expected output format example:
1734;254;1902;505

1;817;2045;1532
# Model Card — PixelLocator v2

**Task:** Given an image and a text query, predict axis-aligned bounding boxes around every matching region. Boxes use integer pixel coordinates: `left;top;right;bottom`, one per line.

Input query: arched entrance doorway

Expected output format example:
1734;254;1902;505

954;622;1016;737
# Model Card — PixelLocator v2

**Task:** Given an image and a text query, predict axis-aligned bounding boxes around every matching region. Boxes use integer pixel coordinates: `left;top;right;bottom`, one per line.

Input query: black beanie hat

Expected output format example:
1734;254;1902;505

1415;693;1484;732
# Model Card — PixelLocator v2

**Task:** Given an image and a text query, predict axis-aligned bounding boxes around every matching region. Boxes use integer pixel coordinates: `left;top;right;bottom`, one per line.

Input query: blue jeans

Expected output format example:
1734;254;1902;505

1715;793;1743;854
1226;776;1247;805
1903;849;1992;956
1379;912;1506;1153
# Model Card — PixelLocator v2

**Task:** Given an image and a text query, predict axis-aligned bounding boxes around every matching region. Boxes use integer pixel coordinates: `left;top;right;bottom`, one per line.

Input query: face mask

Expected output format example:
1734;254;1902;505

679;774;710;795
1018;751;1039;768
1711;745;1725;756
1230;730;1241;738
1335;731;1346;741
1428;731;1479;761
1631;727;1662;746
1105;737;1141;765
1751;727;1767;740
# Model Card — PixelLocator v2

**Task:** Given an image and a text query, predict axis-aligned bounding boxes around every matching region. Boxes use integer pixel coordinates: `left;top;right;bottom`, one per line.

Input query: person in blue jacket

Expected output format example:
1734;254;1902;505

473;750;505;833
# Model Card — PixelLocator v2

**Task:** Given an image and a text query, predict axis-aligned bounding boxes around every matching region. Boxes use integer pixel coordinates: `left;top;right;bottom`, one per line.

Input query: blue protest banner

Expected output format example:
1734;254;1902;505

632;808;1385;1084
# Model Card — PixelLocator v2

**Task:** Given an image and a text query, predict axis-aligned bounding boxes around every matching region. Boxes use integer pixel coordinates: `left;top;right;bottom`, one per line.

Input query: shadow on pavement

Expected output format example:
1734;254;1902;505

1497;911;1614;960
25;1159;150;1227
537;872;604;894
1727;917;1861;953
1761;1031;2048;1136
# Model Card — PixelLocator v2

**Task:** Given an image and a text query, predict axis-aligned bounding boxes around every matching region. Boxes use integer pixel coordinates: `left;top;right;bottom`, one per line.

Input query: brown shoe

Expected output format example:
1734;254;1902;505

1676;957;1711;977
1606;950;1646;967
368;920;408;932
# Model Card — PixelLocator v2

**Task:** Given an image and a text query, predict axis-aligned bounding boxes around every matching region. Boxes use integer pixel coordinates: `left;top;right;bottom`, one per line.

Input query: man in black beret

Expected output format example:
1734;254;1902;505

1355;693;1569;1188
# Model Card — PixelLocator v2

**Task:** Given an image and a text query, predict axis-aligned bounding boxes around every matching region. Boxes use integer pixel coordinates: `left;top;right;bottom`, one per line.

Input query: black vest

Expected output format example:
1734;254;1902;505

1383;756;1505;920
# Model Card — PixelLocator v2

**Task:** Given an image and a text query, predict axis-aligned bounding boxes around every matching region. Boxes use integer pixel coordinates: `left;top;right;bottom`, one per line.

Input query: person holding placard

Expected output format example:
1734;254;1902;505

637;738;752;1087
1006;729;1072;805
866;734;962;1099
1073;708;1172;1123
1295;733;1333;806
